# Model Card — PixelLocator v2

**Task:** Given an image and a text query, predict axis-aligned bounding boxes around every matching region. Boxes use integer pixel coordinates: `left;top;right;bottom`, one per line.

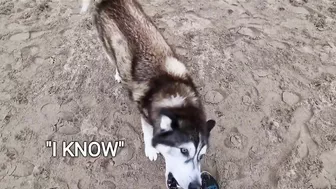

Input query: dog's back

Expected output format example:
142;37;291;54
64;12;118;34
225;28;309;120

93;0;176;83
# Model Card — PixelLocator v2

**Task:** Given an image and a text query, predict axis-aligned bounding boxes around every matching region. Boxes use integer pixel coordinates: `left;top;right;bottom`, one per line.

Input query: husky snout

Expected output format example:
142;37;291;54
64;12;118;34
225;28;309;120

166;171;202;189
154;114;216;189
160;142;204;189
188;181;201;189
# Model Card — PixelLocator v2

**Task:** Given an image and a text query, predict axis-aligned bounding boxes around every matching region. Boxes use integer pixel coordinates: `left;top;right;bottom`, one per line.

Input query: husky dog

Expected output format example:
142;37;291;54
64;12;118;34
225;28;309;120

81;0;216;188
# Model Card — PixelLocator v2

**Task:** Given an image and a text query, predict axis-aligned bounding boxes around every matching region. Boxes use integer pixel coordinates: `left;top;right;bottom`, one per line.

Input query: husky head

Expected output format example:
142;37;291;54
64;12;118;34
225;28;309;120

151;107;216;189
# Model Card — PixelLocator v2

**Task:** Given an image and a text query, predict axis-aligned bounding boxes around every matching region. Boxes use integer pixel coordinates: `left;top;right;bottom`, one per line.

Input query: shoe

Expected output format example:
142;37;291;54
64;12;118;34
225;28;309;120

201;171;219;189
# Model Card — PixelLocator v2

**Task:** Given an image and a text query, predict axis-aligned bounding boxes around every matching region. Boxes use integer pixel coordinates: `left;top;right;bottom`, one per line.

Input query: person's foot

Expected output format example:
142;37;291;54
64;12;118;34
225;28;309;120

201;171;219;189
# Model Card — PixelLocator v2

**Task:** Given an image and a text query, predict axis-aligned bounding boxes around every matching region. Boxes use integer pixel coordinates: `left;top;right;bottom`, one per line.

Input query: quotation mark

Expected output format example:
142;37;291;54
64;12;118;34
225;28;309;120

45;140;125;157
45;140;57;157
118;140;125;148
46;140;51;147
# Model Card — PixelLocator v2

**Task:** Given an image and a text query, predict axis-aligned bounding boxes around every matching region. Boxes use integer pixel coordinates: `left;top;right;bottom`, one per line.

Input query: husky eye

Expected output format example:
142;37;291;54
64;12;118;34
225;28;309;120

180;148;189;156
199;154;205;160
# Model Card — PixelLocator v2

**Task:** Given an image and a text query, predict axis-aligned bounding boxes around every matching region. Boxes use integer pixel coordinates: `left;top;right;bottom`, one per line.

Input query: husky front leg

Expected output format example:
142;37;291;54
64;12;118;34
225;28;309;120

94;11;130;84
141;116;159;161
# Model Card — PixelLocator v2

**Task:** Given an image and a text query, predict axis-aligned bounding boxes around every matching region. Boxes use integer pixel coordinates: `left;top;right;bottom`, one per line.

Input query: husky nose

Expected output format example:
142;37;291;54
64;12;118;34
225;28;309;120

188;181;201;189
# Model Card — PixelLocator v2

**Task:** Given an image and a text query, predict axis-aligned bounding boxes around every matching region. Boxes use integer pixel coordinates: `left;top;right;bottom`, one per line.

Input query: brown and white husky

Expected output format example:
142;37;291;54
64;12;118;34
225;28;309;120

81;0;216;188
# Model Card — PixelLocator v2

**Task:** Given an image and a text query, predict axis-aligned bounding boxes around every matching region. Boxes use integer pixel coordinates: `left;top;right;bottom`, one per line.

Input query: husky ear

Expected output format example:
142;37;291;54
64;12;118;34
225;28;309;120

160;115;173;132
152;130;175;147
206;119;216;133
159;109;179;130
151;116;174;147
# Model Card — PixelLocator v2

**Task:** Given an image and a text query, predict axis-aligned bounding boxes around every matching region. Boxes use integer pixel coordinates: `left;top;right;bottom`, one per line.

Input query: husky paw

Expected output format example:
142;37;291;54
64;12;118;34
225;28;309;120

145;145;159;161
114;70;122;83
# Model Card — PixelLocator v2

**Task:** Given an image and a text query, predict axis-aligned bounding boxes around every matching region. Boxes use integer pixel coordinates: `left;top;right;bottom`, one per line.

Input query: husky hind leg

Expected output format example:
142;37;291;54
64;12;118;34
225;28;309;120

93;10;126;83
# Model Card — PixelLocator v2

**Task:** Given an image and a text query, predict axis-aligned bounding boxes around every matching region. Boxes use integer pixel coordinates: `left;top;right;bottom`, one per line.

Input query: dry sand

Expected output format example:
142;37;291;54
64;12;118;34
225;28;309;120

1;0;336;188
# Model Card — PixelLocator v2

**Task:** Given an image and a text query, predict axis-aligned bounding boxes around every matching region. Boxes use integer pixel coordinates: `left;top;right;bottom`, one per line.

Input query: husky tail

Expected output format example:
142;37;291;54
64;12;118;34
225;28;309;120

80;0;92;14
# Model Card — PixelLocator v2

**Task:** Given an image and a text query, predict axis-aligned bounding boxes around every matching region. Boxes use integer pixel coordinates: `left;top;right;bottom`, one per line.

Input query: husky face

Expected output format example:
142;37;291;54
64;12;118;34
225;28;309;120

152;109;216;189
157;141;207;189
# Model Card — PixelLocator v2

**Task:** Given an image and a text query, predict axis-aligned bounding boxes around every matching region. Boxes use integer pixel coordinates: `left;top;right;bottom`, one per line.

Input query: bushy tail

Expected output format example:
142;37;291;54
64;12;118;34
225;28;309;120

80;0;92;14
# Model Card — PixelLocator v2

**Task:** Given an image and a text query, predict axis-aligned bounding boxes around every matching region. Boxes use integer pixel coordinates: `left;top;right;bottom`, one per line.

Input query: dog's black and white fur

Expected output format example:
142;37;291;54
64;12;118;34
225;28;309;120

81;0;216;188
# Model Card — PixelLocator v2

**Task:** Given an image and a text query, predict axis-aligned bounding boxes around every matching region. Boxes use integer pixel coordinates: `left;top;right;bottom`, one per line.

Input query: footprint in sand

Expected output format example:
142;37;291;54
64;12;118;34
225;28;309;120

0;1;14;15
320;149;336;178
282;91;301;106
261;117;284;144
98;158;115;173
4;147;18;161
0;162;15;178
320;107;336;127
289;0;308;7
40;103;60;124
165;11;212;35
48;177;69;189
114;113;141;141
306;105;336;151
219;161;241;181
41;100;83;135
101;180;116;189
32;165;49;179
11;161;34;177
328;7;336;15
204;90;226;104
237;27;262;40
224;130;248;150
0;162;8;177
248;143;267;161
21;45;40;60
120;102;131;115
289;106;317;157
77;178;99;189
57;122;81;135
30;31;47;39
56;110;81;136
113;143;135;166
14;128;37;141
12;92;28;105
9;32;30;41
